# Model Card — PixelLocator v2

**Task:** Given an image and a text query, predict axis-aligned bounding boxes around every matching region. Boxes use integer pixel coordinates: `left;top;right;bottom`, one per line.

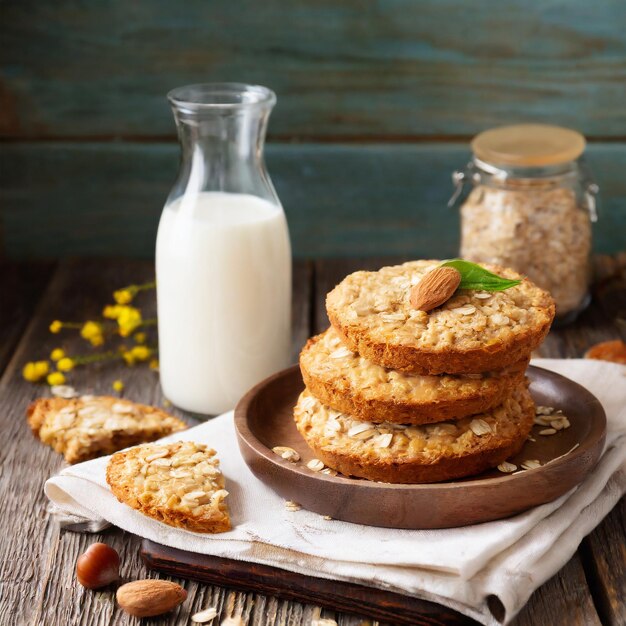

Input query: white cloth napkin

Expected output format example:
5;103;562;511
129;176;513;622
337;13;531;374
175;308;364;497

45;359;626;625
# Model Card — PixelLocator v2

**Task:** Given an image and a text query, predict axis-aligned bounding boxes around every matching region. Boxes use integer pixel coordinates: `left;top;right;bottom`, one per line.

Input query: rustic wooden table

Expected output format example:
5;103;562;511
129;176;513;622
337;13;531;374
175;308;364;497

0;256;624;626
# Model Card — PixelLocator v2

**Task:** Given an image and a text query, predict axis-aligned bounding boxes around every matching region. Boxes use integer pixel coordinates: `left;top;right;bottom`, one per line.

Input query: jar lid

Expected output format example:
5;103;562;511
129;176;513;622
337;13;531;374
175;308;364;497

471;124;586;168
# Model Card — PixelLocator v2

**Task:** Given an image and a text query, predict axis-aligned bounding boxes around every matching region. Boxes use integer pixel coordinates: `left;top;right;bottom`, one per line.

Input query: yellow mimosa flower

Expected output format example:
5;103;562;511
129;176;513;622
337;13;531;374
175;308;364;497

113;288;134;305
47;371;66;386
117;306;142;337
50;348;65;362
130;345;151;361
80;321;104;346
103;305;122;319
56;357;75;372
23;361;50;382
133;332;147;344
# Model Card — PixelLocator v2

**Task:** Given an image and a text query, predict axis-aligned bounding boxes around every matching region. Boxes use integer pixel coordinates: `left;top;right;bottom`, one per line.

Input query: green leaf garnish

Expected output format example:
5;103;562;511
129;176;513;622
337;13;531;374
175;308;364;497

440;259;522;292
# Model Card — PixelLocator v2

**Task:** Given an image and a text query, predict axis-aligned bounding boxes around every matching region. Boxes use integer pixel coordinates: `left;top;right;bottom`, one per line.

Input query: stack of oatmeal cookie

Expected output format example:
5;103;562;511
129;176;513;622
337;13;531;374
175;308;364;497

294;260;556;483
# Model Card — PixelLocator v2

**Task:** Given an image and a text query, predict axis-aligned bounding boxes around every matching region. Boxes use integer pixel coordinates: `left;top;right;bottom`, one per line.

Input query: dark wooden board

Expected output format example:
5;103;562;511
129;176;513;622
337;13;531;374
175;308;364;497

141;541;476;626
2;0;625;139
2;143;626;259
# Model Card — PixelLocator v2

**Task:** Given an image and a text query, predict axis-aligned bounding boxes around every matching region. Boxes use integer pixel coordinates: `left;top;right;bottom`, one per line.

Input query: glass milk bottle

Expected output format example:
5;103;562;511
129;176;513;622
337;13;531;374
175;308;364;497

156;83;291;414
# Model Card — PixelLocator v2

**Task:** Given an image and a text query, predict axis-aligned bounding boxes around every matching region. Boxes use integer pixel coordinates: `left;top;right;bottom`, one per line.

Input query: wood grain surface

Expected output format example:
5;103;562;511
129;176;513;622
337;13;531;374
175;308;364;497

1;143;625;259
0;256;623;625
2;0;625;139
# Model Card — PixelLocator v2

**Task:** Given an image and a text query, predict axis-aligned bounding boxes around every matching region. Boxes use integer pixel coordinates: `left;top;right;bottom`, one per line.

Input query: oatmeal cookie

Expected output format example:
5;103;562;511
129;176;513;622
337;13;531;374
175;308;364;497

300;327;528;425
326;260;554;375
106;441;230;533
27;396;187;464
293;384;534;483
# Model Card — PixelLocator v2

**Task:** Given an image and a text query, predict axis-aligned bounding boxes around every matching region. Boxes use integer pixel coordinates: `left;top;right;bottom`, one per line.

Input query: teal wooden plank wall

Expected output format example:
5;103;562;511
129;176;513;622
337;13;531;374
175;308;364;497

1;0;625;258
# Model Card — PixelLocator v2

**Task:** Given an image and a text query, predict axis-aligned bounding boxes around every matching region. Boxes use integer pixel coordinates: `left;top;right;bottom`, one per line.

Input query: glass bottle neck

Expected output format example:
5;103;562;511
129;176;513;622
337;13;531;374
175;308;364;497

166;83;279;205
174;107;269;164
171;108;273;198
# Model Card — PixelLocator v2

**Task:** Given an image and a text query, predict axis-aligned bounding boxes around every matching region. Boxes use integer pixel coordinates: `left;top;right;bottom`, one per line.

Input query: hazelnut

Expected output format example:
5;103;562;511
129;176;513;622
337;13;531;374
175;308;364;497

76;542;120;589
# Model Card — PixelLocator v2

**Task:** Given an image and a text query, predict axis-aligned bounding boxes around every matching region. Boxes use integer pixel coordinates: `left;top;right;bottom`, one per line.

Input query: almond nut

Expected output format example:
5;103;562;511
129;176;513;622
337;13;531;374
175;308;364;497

116;579;187;617
409;266;461;311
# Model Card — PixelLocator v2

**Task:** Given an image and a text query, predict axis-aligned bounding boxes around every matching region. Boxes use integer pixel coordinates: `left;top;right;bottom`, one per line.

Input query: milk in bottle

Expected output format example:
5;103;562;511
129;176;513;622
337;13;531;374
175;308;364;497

156;84;291;414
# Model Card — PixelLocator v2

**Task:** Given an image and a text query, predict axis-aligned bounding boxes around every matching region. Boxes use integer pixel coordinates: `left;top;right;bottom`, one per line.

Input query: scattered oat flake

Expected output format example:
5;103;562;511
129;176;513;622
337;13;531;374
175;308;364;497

497;461;517;473
51;385;78;399
474;292;492;299
307;458;324;472
469;419;492;436
536;406;555;416
323;515;333;520
272;446;300;462
521;459;542;470
527;436;536;442
539;428;557;436
285;500;301;512
192;607;218;623
455;305;476;315
534;416;552;426
321;467;337;476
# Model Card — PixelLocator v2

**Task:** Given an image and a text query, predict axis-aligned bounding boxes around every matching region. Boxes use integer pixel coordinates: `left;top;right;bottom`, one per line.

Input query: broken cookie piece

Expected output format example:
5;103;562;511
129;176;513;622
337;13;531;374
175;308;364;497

27;396;187;463
106;441;230;533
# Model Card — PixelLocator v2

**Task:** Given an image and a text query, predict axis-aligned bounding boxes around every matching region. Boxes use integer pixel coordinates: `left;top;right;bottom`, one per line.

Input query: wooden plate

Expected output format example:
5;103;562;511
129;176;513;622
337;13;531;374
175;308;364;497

234;365;606;529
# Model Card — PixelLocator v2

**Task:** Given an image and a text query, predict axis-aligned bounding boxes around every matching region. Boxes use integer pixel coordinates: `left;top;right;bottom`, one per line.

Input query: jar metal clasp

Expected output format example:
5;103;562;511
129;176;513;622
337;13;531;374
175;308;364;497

448;161;482;208
584;182;599;223
447;170;465;207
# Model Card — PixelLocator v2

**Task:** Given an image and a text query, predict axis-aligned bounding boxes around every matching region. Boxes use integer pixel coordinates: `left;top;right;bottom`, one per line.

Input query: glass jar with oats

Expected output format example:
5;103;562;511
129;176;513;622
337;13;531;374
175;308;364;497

449;124;598;324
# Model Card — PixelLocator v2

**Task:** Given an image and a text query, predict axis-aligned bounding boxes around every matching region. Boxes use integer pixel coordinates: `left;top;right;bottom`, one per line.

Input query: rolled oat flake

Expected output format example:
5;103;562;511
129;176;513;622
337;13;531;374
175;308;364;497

449;124;599;324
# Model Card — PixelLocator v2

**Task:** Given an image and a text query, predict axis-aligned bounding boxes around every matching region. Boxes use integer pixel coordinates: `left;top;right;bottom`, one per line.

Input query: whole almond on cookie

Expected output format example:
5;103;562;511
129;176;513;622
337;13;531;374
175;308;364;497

410;266;461;311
